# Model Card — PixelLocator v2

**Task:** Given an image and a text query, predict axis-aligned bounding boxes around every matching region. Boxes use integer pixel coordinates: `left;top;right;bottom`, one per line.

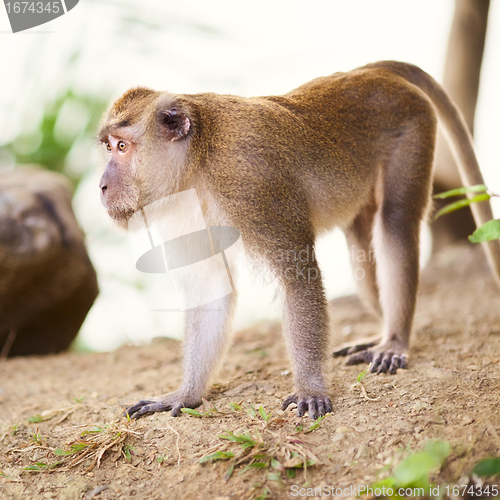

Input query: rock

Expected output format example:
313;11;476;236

336;426;350;433
0;167;98;356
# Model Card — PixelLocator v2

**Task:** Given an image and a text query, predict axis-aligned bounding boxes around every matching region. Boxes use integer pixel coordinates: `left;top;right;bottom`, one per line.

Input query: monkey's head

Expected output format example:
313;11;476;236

97;87;193;228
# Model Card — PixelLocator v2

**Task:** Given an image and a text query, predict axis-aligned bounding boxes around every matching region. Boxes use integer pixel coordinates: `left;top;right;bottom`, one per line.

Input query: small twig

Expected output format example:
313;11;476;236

53;424;90;433
161;425;181;467
351;382;381;401
1;329;17;360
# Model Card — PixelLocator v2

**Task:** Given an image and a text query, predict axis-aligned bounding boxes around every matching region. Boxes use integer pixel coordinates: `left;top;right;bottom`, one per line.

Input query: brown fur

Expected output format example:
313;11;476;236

97;61;500;419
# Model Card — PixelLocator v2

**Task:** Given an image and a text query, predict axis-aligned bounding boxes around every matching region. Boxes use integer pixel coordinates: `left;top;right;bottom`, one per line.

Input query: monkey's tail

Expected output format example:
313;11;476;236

372;60;500;287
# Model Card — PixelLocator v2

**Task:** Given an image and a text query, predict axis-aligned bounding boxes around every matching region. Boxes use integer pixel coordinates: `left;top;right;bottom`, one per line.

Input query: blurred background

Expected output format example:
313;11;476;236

1;0;499;352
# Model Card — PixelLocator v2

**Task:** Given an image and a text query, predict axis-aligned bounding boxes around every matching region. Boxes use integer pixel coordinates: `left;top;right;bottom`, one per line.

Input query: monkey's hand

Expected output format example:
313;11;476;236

124;392;202;419
281;393;332;420
342;340;408;374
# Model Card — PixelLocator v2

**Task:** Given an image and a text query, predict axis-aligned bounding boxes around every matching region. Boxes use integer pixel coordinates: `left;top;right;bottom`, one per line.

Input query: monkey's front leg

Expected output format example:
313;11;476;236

281;273;333;419
125;293;236;419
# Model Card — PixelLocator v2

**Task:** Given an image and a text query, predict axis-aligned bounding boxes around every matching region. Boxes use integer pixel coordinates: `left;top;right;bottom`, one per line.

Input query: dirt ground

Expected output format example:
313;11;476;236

1;243;500;499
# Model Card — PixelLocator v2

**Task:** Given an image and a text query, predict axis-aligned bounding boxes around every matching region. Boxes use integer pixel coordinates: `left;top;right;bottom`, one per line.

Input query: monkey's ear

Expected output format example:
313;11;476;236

159;108;191;142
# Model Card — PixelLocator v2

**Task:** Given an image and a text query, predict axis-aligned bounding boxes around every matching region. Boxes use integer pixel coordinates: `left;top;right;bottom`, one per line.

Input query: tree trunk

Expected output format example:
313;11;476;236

432;0;490;253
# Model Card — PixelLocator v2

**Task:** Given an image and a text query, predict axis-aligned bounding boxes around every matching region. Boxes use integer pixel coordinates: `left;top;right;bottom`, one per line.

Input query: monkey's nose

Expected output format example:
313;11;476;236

99;180;108;203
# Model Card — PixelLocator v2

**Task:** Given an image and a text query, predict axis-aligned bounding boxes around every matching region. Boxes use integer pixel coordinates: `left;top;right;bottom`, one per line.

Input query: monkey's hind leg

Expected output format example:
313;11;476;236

333;199;383;358
343;121;435;374
125;292;236;418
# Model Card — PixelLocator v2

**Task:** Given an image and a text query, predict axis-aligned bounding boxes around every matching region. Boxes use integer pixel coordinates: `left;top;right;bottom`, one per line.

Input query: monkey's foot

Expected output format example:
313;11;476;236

343;340;408;374
332;333;382;358
124;393;202;419
282;393;332;420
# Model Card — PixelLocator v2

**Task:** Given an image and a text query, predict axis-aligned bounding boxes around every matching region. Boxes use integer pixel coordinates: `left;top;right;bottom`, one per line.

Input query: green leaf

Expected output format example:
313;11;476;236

245;404;257;418
434;193;490;220
80;427;103;436
240;461;267;474
372;477;396;489
424;440;451;465
54;448;73;456
229;402;242;411
271;458;283;470
27;415;45;423
286;468;296;479
392;440;450;488
23;465;43;471
259;406;267;421
304;415;326;433
473;457;500;478
357;367;369;383
180;408;204;417
433;184;487;199
267;472;281;481
219;431;256;448
225;462;235;480
199;451;235;464
469;219;500;243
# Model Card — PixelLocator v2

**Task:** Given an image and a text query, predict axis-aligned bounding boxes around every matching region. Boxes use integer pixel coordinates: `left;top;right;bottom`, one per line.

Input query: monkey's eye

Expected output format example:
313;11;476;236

105;142;111;151
117;141;127;152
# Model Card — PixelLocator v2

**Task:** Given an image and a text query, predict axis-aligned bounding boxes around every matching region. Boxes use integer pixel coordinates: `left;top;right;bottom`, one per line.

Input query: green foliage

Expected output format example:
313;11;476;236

122;444;135;462
434;184;488;199
199;451;235;463
180;408;205;418
434;193;490;220
371;440;451;496
245;404;257;418
27;415;47;423
434;185;500;243
30;431;43;446
473;457;500;478
304;415;326;434
1;92;107;186
357;367;369;383
258;406;271;422
199;425;319;498
469;219;500;243
219;430;258;449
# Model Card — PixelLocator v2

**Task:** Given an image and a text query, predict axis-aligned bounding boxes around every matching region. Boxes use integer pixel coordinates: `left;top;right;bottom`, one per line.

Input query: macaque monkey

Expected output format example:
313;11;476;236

98;61;500;420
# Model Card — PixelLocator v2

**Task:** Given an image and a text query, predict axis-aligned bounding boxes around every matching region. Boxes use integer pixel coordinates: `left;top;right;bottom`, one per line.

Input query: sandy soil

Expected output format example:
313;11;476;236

1;244;499;499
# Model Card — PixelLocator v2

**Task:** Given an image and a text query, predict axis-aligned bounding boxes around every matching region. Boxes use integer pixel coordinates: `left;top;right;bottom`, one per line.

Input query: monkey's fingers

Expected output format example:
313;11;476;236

345;349;374;366
371;353;407;374
124;399;172;419
281;394;298;411
282;394;332;419
332;341;378;358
